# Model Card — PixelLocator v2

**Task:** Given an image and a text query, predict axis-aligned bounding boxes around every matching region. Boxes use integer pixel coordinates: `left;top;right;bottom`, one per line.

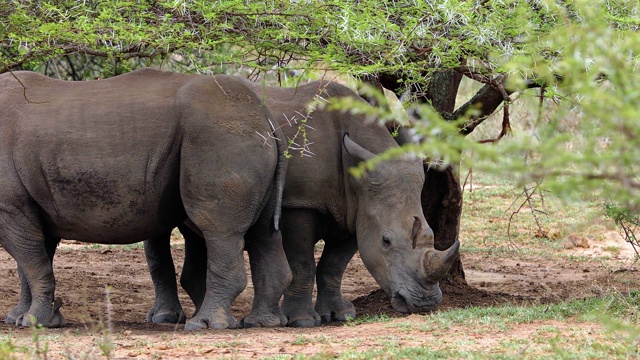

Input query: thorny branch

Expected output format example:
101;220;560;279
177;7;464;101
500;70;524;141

7;70;48;104
618;222;640;260
1;45;177;75
507;183;550;248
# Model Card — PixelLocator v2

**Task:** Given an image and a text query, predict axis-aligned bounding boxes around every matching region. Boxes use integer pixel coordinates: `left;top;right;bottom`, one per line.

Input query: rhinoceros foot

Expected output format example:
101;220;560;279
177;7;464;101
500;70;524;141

315;296;356;324
16;299;66;328
184;308;238;330
287;316;320;328
148;311;186;325
283;308;321;328
281;295;321;327
146;304;186;324
240;308;287;328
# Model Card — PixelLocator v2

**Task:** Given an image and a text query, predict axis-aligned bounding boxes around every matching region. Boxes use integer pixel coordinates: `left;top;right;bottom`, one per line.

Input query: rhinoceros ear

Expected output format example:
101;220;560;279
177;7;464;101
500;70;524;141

343;133;375;162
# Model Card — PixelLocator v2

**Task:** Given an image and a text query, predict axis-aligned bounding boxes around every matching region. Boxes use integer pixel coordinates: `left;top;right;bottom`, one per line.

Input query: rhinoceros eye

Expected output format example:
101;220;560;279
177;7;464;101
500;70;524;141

382;235;392;248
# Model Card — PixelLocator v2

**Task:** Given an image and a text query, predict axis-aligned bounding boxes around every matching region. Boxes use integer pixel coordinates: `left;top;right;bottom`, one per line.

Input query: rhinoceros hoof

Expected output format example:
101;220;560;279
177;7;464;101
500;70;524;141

5;312;20;325
5;303;30;325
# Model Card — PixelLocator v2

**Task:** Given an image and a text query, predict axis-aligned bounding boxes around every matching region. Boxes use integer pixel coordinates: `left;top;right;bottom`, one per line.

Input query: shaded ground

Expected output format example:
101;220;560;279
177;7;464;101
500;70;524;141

0;232;637;358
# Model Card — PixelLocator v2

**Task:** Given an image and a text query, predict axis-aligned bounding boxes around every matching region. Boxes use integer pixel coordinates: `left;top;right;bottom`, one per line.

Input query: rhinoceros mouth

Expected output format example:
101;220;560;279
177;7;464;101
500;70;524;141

391;287;442;313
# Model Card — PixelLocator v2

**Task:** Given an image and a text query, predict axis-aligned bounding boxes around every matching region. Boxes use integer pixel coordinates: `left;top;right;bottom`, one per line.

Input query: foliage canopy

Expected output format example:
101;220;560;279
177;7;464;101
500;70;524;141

1;0;639;209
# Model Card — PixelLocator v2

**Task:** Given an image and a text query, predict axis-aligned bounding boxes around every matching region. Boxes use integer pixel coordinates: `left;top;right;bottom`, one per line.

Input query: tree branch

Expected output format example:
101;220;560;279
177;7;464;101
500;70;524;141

455;76;542;136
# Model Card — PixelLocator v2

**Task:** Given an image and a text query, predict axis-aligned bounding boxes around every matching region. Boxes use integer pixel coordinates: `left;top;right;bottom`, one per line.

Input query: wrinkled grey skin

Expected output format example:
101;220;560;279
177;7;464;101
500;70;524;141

0;69;290;330
143;80;459;327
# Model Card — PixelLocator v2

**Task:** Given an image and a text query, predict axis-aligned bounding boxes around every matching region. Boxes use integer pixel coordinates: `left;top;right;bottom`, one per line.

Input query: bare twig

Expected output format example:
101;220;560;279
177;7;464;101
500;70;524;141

507;183;549;247
462;168;473;194
7;70;48;104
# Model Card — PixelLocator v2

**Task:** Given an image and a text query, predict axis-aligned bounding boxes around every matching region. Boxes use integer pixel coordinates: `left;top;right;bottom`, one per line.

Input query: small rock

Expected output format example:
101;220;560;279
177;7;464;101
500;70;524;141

563;234;590;249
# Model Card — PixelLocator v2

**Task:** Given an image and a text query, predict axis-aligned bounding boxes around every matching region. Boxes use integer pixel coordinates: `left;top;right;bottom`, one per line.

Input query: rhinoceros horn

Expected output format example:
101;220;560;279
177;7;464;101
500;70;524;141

421;239;460;282
343;133;375;162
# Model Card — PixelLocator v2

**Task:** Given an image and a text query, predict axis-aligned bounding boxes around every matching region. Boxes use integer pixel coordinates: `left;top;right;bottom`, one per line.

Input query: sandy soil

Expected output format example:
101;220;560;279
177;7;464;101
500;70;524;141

0;231;637;359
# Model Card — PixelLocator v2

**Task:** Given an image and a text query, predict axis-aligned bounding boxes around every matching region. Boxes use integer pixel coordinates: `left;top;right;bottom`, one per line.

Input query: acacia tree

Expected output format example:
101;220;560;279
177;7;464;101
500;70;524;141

2;0;638;280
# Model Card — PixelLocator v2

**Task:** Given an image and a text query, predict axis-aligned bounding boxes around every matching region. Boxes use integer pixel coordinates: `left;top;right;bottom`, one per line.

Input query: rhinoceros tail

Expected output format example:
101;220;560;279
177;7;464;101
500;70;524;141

272;120;287;232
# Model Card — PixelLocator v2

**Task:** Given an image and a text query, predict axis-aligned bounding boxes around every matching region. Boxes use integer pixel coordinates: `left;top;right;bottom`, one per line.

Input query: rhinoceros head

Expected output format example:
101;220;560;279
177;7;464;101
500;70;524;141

343;134;459;313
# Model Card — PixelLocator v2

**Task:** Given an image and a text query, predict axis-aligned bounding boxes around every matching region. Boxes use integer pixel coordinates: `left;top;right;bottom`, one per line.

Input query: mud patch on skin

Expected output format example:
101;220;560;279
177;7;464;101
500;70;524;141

48;169;121;209
211;115;261;136
211;89;265;136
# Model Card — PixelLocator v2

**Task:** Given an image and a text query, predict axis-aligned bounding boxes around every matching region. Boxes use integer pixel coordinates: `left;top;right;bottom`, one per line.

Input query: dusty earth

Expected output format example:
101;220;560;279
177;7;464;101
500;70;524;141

0;231;638;359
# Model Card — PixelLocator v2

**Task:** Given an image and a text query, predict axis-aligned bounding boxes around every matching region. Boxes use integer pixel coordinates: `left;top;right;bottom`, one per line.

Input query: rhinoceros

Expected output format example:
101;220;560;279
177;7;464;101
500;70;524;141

143;79;460;327
0;69;290;330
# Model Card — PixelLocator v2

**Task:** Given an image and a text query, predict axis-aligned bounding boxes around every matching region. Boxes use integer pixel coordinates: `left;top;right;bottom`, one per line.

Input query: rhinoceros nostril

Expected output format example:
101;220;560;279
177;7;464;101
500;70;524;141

391;290;411;313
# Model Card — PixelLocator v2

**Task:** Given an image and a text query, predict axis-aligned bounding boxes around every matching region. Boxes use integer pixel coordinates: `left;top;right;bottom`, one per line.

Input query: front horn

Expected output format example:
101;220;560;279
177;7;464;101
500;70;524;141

420;239;460;282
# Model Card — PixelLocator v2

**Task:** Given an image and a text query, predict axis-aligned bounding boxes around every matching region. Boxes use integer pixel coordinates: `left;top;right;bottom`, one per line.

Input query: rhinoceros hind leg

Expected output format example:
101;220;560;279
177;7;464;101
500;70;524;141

314;236;358;324
241;228;291;328
181;229;245;331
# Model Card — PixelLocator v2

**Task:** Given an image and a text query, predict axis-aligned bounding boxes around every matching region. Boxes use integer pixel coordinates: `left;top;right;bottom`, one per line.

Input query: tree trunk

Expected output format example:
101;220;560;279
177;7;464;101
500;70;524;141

418;70;466;281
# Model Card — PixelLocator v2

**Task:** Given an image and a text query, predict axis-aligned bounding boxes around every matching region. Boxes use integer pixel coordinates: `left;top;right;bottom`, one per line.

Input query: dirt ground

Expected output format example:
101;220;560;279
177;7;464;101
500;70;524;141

0;232;638;359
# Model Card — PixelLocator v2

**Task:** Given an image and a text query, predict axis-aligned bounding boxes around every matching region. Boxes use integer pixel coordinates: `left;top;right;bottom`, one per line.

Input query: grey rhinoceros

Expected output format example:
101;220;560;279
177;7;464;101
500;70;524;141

144;79;460;327
0;69;290;330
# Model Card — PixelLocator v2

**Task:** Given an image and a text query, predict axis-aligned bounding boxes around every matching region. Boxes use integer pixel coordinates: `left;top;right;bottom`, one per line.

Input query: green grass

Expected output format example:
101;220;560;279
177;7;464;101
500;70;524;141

424;293;640;326
286;294;640;360
345;313;392;326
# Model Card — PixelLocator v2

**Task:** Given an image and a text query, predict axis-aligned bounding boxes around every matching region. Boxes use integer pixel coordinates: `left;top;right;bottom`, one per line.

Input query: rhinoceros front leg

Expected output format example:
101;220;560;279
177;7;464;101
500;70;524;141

315;236;358;323
144;232;186;324
1;211;65;328
241;227;291;328
281;209;322;327
5;236;60;325
178;224;206;316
